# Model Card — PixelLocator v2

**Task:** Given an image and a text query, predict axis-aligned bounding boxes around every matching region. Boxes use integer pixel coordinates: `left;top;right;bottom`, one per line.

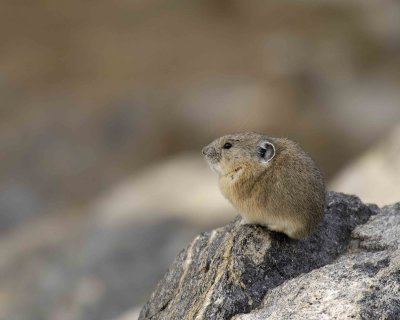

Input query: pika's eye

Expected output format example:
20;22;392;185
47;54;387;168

223;142;232;149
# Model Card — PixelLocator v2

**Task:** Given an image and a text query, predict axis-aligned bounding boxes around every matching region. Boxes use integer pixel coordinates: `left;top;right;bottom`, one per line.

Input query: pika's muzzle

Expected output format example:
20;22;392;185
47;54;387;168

202;144;220;163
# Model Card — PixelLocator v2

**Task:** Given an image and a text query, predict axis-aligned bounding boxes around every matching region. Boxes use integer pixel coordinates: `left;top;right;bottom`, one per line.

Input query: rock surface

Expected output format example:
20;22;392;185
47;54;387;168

139;192;400;320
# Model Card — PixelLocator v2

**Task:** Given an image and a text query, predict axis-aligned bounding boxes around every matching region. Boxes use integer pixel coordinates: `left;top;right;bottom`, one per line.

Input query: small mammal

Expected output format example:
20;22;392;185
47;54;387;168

202;132;325;239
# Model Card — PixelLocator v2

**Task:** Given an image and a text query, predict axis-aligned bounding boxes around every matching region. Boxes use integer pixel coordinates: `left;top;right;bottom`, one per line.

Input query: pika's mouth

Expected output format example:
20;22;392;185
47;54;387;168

204;154;221;164
203;155;221;174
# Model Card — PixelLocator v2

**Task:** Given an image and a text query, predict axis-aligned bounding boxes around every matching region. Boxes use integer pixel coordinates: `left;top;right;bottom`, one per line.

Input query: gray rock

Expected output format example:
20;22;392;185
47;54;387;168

139;192;400;320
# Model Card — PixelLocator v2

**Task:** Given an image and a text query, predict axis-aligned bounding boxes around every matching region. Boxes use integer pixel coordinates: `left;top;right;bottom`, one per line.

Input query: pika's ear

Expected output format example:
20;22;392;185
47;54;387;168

257;141;275;162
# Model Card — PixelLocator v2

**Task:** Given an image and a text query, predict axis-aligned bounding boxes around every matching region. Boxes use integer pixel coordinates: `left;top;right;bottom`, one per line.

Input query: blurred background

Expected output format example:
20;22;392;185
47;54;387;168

1;1;400;319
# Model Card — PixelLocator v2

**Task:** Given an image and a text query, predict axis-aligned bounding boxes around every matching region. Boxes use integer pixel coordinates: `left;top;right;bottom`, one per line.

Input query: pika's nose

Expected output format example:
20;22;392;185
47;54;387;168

202;144;214;156
202;145;218;159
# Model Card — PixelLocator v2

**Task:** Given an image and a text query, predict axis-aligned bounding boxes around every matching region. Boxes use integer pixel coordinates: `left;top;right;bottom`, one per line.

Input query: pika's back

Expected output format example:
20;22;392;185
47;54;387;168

266;138;326;229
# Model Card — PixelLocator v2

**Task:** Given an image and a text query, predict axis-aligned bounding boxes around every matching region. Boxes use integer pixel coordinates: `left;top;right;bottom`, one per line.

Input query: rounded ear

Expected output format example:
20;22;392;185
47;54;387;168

257;141;275;162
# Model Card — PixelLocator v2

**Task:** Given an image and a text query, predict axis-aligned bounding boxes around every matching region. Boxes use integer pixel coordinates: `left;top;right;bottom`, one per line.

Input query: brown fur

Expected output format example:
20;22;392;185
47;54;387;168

202;132;326;239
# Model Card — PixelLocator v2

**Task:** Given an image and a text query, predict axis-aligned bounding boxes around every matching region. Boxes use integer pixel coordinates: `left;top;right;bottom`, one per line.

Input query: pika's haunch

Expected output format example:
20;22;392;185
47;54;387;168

202;132;326;239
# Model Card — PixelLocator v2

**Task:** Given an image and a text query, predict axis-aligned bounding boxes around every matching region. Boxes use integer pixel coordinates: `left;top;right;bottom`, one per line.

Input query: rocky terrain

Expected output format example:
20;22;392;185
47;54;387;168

139;192;400;319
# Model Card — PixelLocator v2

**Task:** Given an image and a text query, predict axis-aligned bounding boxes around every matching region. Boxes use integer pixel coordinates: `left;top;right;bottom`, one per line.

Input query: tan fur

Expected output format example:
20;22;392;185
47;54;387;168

202;132;326;239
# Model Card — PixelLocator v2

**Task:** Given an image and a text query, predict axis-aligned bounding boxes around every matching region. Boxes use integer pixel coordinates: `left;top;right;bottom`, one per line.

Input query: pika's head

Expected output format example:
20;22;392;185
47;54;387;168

202;132;276;176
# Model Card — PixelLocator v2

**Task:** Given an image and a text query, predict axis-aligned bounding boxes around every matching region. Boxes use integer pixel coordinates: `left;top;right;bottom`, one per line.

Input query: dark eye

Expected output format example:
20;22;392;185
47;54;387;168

223;142;232;149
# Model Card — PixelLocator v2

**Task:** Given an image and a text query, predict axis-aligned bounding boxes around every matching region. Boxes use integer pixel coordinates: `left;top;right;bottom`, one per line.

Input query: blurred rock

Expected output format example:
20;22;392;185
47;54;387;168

1;0;400;231
322;81;400;142
0;209;205;320
174;80;293;135
114;307;141;320
93;153;234;227
0;153;233;320
139;192;400;320
330;124;400;206
0;182;41;230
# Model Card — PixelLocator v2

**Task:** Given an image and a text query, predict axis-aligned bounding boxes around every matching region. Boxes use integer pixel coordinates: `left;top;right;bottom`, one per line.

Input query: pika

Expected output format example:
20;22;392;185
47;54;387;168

202;132;326;239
